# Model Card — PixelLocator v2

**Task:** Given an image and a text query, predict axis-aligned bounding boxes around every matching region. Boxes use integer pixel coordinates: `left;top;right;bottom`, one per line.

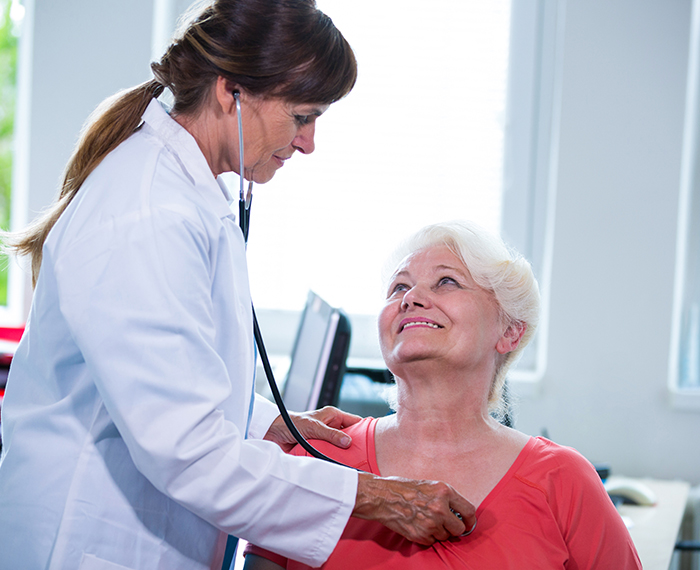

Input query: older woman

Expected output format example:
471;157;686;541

245;221;642;569
0;3;473;569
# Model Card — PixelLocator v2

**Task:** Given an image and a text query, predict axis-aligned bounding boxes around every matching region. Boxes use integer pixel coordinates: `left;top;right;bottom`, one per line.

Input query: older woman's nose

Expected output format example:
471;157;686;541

292;123;316;154
401;286;429;310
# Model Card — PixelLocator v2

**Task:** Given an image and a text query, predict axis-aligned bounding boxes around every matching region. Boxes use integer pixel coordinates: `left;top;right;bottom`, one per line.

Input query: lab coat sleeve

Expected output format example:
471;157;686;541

49;194;356;567
248;393;280;440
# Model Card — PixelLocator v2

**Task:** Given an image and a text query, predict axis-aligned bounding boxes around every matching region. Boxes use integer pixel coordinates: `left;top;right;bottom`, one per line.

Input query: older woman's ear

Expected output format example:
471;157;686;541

496;322;527;354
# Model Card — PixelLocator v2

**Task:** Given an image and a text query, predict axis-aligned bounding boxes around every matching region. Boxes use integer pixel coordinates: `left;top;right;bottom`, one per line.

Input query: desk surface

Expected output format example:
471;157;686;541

612;477;690;570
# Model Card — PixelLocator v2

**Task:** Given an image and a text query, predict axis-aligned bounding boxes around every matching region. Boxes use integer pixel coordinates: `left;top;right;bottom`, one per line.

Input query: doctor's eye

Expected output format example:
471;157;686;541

294;114;311;126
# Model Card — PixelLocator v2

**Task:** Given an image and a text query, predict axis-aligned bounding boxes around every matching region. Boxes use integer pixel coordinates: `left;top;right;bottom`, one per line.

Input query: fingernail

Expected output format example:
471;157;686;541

462;518;477;537
340;435;351;447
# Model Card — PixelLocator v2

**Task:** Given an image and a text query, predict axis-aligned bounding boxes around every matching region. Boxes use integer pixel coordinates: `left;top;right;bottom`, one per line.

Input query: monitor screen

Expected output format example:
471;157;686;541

282;291;351;412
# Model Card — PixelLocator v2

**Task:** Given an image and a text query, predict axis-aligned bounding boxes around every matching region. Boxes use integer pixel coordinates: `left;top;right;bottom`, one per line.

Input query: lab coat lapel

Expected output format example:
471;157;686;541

141;99;235;222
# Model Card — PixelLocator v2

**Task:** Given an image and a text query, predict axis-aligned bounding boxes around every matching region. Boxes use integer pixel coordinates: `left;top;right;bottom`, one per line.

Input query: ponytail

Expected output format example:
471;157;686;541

4;79;164;287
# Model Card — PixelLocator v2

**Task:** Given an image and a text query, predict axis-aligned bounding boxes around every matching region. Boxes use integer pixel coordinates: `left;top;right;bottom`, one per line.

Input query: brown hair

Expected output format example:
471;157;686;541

7;0;357;285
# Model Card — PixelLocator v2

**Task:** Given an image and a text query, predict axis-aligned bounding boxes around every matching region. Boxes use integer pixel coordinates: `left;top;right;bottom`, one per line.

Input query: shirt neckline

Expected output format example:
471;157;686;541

474;436;536;515
367;418;536;514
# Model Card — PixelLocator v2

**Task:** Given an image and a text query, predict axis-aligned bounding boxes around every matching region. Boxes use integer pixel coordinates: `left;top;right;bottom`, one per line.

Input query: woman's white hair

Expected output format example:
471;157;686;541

381;220;541;419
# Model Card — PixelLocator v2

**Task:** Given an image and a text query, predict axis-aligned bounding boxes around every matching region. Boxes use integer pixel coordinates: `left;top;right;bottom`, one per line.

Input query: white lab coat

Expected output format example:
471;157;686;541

0;100;357;570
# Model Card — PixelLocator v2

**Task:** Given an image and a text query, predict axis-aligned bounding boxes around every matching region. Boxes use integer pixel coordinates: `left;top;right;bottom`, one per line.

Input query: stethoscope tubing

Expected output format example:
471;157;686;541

233;92;345;467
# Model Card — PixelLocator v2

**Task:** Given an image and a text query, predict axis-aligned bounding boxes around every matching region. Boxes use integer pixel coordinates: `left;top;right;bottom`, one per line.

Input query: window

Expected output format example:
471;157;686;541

670;0;700;408
499;0;565;381
0;0;23;314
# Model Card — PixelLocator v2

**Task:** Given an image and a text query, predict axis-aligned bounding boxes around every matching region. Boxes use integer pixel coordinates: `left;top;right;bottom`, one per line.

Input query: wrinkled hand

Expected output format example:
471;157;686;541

353;472;477;545
263;406;362;453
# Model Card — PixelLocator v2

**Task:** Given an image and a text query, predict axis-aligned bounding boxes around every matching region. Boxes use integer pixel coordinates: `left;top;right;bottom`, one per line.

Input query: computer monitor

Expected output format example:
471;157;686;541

282;291;351;412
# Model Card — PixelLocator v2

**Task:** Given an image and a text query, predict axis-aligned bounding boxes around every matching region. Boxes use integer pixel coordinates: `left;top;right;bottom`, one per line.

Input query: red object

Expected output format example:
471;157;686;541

0;326;22;429
0;327;25;343
0;326;25;366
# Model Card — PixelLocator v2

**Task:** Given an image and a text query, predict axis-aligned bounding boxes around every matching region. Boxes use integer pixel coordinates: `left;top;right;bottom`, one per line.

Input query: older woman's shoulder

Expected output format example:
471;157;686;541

525;436;599;472
288;416;380;474
514;436;606;499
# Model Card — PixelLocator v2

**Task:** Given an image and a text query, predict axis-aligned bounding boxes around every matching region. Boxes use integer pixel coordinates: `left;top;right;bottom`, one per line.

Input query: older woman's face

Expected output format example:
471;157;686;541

379;245;505;374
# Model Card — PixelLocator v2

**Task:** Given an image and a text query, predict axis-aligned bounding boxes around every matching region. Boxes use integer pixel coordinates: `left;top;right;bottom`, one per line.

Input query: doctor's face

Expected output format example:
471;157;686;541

236;96;329;184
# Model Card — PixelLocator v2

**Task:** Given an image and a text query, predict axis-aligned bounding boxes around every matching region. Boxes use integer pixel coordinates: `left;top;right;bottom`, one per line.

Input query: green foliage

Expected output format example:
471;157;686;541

0;0;17;144
0;0;18;305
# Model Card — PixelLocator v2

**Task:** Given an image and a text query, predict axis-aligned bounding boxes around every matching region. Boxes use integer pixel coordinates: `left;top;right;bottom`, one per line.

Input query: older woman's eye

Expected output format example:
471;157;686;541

389;283;408;296
438;276;460;287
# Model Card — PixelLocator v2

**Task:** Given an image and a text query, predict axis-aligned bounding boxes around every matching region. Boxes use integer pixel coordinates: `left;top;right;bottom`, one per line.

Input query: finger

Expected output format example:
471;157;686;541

447;496;477;537
301;421;352;448
409;483;475;542
289;413;353;448
410;517;452;545
435;510;462;538
315;406;362;429
333;409;362;427
449;495;477;525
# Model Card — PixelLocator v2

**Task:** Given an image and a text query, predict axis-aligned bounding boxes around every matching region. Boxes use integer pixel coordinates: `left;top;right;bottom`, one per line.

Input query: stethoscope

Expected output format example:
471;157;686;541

233;92;345;466
232;91;475;535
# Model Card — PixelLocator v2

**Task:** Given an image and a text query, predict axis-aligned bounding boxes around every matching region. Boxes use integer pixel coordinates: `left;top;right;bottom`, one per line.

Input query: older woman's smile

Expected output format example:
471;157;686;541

399;318;443;332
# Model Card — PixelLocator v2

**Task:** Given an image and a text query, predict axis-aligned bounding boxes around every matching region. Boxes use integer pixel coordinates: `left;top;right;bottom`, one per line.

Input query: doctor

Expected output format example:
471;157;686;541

0;1;475;569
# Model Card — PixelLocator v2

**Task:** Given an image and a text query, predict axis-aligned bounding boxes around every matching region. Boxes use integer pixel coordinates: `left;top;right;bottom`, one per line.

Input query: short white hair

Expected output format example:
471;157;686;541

381;221;541;418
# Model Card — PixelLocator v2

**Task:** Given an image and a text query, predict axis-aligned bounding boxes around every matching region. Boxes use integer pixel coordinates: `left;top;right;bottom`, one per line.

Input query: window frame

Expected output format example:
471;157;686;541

498;0;566;393
669;0;700;410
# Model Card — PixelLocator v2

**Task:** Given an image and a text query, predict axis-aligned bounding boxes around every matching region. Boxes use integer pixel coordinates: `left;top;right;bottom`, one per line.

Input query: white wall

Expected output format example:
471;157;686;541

512;0;700;485
15;0;700;485
22;0;154;217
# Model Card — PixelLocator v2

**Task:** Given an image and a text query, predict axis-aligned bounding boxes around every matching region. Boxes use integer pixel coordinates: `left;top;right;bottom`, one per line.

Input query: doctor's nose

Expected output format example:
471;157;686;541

292;123;316;154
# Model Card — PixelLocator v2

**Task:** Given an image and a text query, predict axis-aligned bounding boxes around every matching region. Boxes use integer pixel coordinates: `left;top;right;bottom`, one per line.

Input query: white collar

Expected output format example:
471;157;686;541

141;99;235;218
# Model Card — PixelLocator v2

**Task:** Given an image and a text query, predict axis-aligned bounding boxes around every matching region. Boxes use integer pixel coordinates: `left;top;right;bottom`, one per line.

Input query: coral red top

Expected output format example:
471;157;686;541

245;417;641;569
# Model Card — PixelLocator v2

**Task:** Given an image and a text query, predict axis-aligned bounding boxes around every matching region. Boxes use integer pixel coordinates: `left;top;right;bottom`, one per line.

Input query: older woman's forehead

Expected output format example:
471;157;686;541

391;245;471;277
